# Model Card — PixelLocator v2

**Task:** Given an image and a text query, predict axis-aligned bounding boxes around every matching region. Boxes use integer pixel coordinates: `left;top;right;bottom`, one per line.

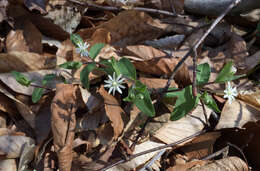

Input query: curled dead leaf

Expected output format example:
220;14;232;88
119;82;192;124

189;157;248;171
99;86;124;139
0;51;56;73
215;99;260;130
51;84;78;171
134;57;191;86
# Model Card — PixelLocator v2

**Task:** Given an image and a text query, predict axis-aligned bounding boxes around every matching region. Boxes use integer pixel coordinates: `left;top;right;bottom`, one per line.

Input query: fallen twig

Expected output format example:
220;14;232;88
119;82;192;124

100;130;206;171
68;0;179;17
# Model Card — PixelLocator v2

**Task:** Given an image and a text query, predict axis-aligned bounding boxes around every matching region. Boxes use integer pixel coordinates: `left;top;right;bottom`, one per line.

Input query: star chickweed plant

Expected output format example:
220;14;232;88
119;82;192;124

223;81;238;104
104;72;125;95
12;33;246;121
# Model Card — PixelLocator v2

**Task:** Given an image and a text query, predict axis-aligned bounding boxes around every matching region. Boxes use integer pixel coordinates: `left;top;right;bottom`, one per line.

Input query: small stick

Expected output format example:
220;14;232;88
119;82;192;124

100;130;206;171
200;99;209;128
68;0;179;17
192;48;198;97
201;146;229;161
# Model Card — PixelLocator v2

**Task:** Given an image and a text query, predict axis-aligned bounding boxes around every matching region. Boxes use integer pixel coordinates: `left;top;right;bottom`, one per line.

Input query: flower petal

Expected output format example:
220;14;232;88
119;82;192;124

116;86;122;94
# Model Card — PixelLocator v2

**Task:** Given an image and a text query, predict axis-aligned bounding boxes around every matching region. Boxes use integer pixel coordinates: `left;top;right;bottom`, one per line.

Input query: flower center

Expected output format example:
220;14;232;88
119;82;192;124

112;81;117;87
226;90;232;95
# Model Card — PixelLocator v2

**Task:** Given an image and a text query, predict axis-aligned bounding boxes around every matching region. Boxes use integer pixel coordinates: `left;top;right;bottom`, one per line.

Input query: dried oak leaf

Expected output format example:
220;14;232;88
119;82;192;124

189;156;248;171
215;99;260;130
134;57;191;87
167;160;208;171
0;51;56;73
98;86;124;139
140;77;178;90
77;10;168;46
122;45;167;61
51;84;78;171
154;103;211;145
177;132;220;161
6;19;42;53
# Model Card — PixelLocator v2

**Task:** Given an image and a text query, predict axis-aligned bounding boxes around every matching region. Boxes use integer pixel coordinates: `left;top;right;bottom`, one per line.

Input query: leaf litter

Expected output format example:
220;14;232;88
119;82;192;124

0;0;259;170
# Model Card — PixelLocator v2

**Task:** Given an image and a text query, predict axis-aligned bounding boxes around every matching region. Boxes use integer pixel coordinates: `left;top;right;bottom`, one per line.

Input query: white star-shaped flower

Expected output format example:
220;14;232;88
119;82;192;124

223;81;238;104
104;72;125;95
75;41;90;57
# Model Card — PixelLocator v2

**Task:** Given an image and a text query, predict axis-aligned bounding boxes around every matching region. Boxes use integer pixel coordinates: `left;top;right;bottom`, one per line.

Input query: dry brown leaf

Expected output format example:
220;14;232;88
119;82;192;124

30;14;70;41
245;51;260;72
178;132;220;161
77;10;168;46
56;39;74;61
122;45;167;61
6;19;42;53
167;160;208;171
140;77;178;90
0;112;6;128
0;51;56;73
188;157;248;171
72;145;116;170
0;84;36;126
51;84;78;171
99;86;124;139
238;88;260;110
0;159;17;171
134;57;191;86
45;0;81;33
215;99;260;130
8;3;69;41
150;0;184;14
117;140;165;170
0;93;17;116
154;103;211;145
14;94;52;144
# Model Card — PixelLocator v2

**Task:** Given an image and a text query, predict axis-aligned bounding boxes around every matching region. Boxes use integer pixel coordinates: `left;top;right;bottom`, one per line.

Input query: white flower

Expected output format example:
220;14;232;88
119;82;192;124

75;41;90;57
223;82;238;104
104;72;125;95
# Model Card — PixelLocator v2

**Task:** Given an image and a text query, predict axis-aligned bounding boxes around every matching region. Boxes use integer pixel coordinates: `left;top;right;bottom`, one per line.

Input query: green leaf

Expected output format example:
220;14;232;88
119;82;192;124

11;71;32;87
196;63;210;85
59;61;82;69
89;43;105;59
42;74;56;86
170;85;200;121
215;61;244;83
70;34;83;47
80;63;96;89
201;92;220;113
99;59;114;76
164;87;179;98
32;88;44;103
110;57;121;76
124;80;155;117
117;58;136;80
